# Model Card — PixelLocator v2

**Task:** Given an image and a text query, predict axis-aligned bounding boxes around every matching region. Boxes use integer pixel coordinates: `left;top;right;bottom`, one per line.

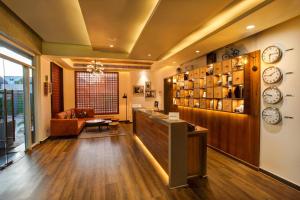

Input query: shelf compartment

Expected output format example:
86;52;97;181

215;99;222;111
232;85;244;99
232;55;248;71
206;76;214;88
213;62;222;75
222;99;232;112
222;59;232;74
193;99;200;108
232;70;244;85
206;99;214;110
193;89;200;98
199;66;207;77
214;87;223;99
192;68;200;79
232;99;244;113
206;88;214;98
199;99;206;109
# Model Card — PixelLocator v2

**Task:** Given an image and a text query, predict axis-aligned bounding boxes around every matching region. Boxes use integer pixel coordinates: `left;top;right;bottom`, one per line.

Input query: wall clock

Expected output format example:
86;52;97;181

262;87;282;104
262;45;282;64
262;66;283;84
262;107;282;125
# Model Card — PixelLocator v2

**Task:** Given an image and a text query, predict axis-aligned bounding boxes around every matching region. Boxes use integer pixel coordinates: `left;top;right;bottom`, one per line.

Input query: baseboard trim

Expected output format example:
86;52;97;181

259;168;300;191
207;145;259;170
207;145;300;191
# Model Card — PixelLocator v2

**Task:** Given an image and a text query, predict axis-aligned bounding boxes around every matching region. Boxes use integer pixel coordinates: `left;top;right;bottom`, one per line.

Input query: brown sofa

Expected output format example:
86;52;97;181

50;108;96;137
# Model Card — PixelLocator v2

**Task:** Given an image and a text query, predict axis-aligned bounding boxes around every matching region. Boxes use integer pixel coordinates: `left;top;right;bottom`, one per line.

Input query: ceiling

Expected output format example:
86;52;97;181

2;0;300;70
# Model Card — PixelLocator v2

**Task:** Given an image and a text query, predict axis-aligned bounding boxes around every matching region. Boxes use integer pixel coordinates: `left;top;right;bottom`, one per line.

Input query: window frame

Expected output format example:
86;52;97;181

74;71;119;115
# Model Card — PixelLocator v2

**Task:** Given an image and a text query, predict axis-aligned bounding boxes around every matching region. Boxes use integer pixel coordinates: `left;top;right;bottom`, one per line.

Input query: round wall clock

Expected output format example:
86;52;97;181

262;87;282;104
262;107;282;125
262;66;283;84
262;45;282;64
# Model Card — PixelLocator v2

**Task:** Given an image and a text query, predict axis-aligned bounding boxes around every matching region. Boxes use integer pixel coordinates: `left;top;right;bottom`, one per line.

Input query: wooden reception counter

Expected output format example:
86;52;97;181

132;108;208;188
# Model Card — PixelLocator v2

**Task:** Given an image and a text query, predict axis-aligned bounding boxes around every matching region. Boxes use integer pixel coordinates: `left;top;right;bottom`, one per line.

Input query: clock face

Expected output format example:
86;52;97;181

262;66;282;84
262;107;282;125
263;87;282;104
262;46;282;64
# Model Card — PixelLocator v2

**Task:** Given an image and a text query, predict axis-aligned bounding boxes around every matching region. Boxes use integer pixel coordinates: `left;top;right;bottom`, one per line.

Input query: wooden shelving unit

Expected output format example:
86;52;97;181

172;55;248;114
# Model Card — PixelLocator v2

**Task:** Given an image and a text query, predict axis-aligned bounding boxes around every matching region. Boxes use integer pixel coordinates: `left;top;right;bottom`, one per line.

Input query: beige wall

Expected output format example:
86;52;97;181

0;2;42;54
130;70;157;109
36;56;52;141
151;16;300;186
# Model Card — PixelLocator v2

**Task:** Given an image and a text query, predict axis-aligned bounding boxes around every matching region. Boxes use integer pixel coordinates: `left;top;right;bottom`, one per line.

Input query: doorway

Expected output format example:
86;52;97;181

0;42;35;170
0;59;25;169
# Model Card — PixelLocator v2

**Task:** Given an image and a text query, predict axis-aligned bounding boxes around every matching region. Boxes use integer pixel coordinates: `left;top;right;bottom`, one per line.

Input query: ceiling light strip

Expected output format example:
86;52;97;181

127;0;161;53
161;0;267;61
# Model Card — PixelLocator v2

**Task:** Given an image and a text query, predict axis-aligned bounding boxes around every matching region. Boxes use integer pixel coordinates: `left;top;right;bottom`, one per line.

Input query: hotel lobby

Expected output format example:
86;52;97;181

0;0;300;199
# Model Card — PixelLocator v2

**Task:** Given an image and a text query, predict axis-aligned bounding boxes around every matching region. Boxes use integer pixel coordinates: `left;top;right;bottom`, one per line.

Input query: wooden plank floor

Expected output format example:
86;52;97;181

0;124;299;200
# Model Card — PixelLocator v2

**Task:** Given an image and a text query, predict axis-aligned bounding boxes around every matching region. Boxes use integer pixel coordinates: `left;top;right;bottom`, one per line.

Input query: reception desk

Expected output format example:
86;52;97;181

132;108;207;188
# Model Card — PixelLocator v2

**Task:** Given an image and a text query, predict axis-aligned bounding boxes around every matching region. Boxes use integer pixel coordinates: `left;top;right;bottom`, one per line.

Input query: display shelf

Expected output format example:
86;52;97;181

171;54;247;114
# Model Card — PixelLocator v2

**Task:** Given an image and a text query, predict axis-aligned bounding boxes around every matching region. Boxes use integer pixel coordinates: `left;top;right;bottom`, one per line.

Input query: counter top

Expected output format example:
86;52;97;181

133;107;208;134
133;108;186;125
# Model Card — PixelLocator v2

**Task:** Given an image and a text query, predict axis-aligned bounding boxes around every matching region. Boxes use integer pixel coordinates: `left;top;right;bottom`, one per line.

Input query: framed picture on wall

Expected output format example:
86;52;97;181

133;85;144;95
145;81;151;91
145;90;156;98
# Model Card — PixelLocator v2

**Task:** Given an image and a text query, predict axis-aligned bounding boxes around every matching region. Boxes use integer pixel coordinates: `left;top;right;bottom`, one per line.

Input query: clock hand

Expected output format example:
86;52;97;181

264;72;275;76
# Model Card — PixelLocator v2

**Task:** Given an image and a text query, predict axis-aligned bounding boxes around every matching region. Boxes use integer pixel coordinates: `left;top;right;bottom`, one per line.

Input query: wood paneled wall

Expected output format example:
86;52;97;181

177;51;260;167
51;62;64;117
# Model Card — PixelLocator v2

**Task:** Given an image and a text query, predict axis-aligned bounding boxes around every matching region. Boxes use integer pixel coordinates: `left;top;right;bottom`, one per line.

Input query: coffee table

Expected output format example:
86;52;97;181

85;119;112;132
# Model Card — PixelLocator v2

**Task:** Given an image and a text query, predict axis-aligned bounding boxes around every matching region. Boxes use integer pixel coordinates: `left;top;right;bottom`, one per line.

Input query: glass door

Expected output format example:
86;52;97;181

0;58;25;169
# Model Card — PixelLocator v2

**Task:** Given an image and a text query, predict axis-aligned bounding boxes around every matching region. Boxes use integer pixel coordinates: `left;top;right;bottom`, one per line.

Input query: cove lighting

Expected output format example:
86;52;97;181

127;0;160;53
134;135;168;185
246;25;255;30
161;0;266;61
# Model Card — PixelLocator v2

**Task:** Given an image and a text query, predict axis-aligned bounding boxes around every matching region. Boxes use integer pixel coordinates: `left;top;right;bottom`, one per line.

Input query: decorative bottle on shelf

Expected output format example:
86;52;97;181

228;88;232;98
228;76;232;86
234;85;244;98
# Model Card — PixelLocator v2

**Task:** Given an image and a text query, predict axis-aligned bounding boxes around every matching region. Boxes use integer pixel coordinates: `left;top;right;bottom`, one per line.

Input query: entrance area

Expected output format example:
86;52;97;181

0;45;34;170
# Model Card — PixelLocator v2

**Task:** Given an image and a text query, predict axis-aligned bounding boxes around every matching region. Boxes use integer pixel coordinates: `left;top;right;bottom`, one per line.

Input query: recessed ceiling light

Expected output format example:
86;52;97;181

173;61;176;64
148;53;152;57
195;50;200;54
109;44;114;48
246;25;255;30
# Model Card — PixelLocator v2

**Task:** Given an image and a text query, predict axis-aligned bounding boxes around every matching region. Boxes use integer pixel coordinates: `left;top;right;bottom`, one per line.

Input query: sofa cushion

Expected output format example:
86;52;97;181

56;112;67;119
75;109;88;118
75;108;95;118
65;110;72;119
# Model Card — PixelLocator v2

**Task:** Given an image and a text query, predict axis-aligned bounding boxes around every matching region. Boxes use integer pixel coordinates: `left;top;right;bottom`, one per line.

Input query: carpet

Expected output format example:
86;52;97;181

79;126;126;139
